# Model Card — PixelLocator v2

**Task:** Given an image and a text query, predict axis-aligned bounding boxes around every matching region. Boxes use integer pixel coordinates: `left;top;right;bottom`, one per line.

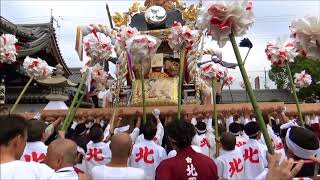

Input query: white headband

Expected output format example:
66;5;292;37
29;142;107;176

247;132;259;138
196;127;206;134
117;125;130;133
78;130;86;136
285;128;320;159
230;132;241;136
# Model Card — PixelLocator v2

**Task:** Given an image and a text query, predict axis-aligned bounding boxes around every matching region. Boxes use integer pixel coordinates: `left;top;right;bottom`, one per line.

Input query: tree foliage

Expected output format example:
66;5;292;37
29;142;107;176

269;56;320;102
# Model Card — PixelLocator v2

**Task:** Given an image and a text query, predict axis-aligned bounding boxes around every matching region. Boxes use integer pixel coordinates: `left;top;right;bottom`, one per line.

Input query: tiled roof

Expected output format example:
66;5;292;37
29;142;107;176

0;16;72;76
68;72;82;84
221;89;295;103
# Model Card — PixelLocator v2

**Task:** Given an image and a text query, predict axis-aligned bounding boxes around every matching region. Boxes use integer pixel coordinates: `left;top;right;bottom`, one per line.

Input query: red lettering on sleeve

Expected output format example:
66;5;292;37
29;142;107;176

200;138;211;148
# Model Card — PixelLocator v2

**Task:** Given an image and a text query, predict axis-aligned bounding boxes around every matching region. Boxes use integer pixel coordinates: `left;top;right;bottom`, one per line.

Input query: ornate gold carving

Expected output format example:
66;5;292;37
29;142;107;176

131;77;178;106
128;0;139;14
112;12;129;27
144;0;174;10
112;0;198;27
182;4;198;23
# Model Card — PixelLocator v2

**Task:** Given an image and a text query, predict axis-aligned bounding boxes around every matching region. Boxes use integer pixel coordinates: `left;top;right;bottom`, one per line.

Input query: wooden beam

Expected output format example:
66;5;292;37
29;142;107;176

21;102;320;122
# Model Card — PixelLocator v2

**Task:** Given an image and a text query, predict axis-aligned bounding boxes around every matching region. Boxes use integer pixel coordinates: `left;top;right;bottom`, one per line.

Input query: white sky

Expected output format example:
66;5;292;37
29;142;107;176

1;0;319;89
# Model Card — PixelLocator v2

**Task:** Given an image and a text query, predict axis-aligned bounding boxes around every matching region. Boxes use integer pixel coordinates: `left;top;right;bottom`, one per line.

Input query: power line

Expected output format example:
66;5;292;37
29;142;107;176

8;16;50;21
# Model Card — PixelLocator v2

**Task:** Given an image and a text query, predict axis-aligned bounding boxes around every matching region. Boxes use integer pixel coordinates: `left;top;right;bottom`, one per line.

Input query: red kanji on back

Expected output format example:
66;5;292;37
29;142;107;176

228;158;243;178
135;146;154;164
200;138;210;148
87;148;104;161
243;147;259;163
24;152;45;162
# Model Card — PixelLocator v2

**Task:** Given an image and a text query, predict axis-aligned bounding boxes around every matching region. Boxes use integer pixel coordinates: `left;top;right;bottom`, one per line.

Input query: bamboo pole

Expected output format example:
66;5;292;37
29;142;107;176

10;76;34;113
229;31;274;154
109;66;122;130
212;78;219;157
177;48;186;120
109;51;128;130
61;64;90;131
285;63;304;126
66;90;86;129
141;65;147;124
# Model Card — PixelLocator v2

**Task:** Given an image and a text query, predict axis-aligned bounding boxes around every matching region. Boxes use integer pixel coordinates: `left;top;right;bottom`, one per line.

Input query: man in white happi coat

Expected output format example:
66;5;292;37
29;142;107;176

0;115;55;179
240;121;268;180
135;109;164;146
228;122;247;148
91;133;146;180
21;118;61;163
129;120;167;179
85;124;111;175
191;117;216;159
215;132;245;180
21;119;48;163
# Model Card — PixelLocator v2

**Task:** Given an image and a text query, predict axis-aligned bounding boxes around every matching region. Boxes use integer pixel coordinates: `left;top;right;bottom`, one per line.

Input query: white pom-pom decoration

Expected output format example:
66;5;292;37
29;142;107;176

265;36;298;67
168;21;199;51
224;72;235;86
290;16;320;60
294;70;312;88
23;56;54;80
200;62;226;79
91;64;108;83
126;35;161;63
84;34;114;61
115;25;140;49
0;34;18;64
196;0;254;47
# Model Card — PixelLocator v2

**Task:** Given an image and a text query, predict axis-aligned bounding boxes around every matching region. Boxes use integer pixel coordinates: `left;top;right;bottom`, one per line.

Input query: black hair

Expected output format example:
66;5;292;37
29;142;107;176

220;132;236;151
229;122;241;135
280;128;288;140
0;115;28;145
244;121;260;139
89;123;103;143
75;123;87;136
27;119;47;142
239;124;244;131
195;121;206;135
165;119;196;149
289;126;319;151
142;120;157;141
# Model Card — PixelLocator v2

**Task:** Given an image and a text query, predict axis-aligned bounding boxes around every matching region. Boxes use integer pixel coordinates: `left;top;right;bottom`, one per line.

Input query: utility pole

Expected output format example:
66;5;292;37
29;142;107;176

264;67;268;89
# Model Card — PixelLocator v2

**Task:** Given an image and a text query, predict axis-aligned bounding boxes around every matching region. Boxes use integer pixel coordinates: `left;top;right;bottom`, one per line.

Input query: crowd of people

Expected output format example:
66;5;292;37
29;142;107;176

0;106;319;180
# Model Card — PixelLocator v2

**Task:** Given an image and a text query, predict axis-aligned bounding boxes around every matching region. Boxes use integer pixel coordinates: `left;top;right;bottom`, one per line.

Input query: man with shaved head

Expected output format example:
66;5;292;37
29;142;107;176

0;115;55;179
215;132;245;179
91;133;146;179
45;138;81;179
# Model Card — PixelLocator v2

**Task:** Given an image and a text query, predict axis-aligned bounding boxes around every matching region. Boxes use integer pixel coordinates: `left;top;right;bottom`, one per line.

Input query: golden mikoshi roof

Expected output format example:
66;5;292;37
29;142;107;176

112;0;198;28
